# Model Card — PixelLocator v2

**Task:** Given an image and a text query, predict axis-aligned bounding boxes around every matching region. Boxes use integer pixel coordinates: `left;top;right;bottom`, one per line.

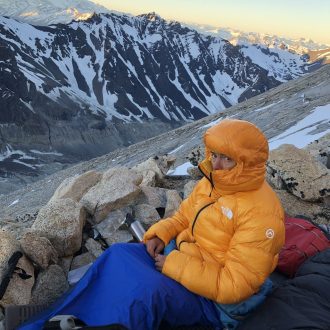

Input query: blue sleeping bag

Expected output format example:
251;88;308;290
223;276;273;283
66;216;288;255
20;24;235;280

19;243;222;330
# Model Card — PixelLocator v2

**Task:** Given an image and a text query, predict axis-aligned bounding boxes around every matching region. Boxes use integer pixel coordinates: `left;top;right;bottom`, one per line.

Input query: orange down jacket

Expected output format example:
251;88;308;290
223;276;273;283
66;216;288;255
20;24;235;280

144;119;285;304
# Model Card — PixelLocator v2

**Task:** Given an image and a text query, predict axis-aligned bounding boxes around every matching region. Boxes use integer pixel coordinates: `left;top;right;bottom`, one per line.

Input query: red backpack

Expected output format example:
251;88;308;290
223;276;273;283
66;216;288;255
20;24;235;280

277;216;330;277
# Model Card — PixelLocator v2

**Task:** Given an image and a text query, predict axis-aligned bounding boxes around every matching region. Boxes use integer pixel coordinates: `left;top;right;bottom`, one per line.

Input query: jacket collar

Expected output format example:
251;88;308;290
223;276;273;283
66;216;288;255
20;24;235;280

199;158;266;195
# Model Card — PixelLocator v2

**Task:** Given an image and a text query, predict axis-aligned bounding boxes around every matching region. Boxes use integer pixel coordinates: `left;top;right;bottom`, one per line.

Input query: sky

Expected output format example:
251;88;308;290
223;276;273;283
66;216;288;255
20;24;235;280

93;0;330;45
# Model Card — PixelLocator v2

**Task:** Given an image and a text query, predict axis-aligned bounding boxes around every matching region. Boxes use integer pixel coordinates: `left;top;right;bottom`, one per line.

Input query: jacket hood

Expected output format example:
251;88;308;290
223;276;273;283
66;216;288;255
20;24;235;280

200;119;269;194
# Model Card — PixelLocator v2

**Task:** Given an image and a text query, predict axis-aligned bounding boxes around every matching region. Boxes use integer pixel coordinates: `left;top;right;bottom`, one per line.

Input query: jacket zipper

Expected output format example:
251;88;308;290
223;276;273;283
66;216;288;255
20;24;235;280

191;202;214;236
209;172;214;197
198;165;214;197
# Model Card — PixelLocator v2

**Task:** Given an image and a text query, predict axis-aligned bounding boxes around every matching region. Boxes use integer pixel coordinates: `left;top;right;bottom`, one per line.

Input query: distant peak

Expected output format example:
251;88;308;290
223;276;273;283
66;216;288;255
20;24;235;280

138;12;162;22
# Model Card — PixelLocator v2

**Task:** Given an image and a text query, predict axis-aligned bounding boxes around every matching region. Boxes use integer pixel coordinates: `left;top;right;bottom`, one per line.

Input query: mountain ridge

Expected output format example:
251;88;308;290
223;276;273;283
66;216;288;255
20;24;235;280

1;0;328;53
1;11;318;189
0;0;111;25
1;64;329;217
187;23;329;53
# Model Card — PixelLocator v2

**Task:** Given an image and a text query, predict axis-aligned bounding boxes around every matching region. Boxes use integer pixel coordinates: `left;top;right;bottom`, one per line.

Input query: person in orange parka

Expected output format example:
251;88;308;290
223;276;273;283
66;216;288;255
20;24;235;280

145;118;285;305
20;119;285;330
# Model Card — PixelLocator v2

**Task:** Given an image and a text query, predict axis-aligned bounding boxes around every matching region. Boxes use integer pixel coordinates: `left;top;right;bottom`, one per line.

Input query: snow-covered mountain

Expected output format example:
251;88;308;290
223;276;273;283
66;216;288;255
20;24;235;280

1;0;328;56
0;11;321;187
3;0;328;66
0;0;111;25
188;24;330;54
0;12;313;122
308;48;330;64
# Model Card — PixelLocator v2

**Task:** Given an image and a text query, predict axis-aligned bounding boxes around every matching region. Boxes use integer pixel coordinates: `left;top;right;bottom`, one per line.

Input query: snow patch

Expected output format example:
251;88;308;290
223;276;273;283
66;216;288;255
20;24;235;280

167;162;193;176
8;199;19;207
169;144;186;154
269;104;330;149
200;117;223;129
30;150;63;156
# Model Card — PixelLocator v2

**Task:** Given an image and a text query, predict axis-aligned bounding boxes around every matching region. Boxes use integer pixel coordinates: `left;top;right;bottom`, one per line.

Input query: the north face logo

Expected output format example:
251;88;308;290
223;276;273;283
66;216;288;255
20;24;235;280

221;206;233;220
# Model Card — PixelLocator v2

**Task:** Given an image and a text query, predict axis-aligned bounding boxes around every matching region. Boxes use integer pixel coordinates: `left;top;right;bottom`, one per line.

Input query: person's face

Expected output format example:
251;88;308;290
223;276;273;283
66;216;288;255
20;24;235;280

211;152;236;170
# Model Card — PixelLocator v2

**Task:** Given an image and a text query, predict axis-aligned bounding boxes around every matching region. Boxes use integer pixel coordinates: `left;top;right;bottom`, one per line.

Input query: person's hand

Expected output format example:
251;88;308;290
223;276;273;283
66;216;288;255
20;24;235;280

155;254;166;272
145;237;165;258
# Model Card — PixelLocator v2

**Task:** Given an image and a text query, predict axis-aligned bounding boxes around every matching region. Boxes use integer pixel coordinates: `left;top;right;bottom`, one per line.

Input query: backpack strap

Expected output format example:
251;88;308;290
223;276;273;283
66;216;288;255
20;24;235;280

0;251;32;300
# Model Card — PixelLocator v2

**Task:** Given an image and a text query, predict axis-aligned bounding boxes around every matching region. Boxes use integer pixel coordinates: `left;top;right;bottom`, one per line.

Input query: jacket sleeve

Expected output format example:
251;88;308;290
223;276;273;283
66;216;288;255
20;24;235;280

162;211;285;304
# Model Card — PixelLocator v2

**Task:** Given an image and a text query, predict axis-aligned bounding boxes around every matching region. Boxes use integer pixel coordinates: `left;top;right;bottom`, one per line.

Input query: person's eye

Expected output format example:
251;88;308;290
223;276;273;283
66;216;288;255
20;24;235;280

220;155;231;161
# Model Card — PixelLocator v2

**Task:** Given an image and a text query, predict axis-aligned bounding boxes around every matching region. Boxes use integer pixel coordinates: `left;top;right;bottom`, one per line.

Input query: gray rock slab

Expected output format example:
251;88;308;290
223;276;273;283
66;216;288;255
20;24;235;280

71;252;96;271
30;265;69;306
85;238;103;258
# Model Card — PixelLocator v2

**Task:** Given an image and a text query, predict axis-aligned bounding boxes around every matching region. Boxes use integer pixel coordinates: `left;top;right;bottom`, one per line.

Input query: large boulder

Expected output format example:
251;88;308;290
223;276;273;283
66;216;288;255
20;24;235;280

137;170;156;187
57;256;73;275
268;144;330;202
0;230;34;307
187;166;203;180
186;146;204;166
132;156;176;184
20;231;58;269
184;180;198;199
164;190;182;218
50;170;102;202
132;204;160;226
135;186;167;209
30;265;69;306
275;189;330;224
304;133;330;168
80;168;143;223
31;198;86;257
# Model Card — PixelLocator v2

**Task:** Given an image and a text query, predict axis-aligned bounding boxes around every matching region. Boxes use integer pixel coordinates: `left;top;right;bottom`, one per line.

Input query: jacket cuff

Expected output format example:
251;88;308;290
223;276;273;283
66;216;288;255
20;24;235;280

143;223;173;245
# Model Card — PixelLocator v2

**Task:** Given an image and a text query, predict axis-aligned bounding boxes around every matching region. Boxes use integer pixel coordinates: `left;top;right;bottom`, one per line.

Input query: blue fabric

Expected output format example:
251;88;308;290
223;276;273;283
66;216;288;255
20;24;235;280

215;278;273;329
164;239;177;256
19;243;222;330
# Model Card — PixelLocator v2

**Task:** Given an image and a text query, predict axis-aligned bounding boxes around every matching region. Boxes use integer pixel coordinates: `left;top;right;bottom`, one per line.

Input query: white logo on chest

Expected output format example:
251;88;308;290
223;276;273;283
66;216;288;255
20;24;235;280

221;206;233;220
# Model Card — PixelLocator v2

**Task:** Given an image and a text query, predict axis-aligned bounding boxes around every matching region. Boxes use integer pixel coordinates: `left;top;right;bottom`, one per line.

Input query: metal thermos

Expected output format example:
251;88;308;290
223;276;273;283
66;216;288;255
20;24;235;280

122;213;145;242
